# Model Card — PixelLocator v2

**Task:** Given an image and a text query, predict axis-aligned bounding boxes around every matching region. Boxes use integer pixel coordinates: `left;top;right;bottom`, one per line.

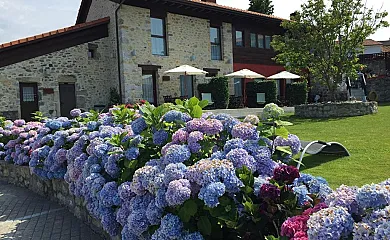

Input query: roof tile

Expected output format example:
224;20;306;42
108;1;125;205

363;39;383;46
0;17;110;50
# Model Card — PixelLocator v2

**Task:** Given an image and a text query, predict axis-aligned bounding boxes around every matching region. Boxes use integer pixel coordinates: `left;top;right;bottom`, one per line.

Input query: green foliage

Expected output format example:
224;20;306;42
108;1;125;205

109;87;122;105
197;77;230;109
286;82;308;106
76;110;100;124
248;0;274;15
31;111;48;122
110;105;138;125
175;97;208;118
0;116;5;128
246;80;277;107
271;0;388;101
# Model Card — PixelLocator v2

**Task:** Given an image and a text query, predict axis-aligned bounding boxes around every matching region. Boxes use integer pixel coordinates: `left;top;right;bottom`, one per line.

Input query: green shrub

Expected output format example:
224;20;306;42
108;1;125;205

286;82;308;106
197;77;229;109
246;80;277;107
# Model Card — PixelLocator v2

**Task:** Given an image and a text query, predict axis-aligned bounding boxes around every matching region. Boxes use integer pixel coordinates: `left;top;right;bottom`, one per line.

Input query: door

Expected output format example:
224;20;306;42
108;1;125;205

59;83;76;117
180;75;194;98
142;71;157;105
19;83;39;121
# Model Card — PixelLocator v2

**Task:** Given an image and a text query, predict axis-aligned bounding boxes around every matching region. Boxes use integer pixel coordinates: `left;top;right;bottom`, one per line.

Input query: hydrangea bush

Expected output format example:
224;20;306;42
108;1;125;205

0;98;389;240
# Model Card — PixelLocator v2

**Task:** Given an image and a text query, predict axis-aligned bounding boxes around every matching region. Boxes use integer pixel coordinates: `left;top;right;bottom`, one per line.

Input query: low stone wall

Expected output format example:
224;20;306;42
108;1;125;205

0;161;112;240
295;101;378;118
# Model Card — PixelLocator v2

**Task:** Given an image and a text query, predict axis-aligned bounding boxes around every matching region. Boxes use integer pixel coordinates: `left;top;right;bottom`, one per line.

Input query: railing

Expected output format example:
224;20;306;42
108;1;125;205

359;52;390;72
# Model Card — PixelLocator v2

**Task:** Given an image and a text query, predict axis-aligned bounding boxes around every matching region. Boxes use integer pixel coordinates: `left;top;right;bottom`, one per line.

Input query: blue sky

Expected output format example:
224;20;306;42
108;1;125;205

0;0;389;44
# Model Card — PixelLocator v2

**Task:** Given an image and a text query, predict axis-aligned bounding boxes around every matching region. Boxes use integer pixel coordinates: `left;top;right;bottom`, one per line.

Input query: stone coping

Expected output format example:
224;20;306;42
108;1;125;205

295;101;378;118
0;160;113;240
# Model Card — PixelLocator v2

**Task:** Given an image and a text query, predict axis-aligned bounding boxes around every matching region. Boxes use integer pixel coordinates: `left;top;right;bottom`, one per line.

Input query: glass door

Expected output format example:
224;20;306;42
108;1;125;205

142;72;157;105
180;75;194;98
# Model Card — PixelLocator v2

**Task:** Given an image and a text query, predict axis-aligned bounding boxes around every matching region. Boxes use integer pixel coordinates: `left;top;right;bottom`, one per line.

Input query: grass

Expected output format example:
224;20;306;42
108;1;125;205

283;103;390;189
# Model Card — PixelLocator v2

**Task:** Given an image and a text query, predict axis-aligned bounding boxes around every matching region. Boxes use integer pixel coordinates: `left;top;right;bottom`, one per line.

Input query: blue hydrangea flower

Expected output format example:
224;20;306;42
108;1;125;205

166;179;192;206
160;214;183;239
307;207;354;239
253;176;269;197
293;185;312;206
127;210;150;236
164;163;187;185
101;210;120;237
99;182;121;207
125;147;139;160
131;118;147;134
231;123;259;140
153;129;169;146
356;184;390;210
180;231;205;240
226;148;256;172
87;121;98;131
224;138;245;154
146;199;164;225
374;222;390;240
325;185;360;214
198;182;226;208
45;120;62;130
116;206;131;227
162;144;191;165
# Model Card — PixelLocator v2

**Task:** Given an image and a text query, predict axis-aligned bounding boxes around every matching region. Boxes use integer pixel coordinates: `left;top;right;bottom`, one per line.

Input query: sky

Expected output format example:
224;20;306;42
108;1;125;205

0;0;389;44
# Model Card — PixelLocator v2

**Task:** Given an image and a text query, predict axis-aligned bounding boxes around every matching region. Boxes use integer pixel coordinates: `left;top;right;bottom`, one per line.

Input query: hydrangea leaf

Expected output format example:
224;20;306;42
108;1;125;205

198;100;209;109
275;126;289;139
276;146;292;155
178;200;198;223
197;216;212;236
191;105;203;118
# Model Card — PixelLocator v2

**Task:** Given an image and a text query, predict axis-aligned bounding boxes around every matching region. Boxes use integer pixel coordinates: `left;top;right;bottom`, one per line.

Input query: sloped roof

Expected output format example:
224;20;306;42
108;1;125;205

77;0;287;24
382;45;390;53
363;39;383;46
0;17;110;68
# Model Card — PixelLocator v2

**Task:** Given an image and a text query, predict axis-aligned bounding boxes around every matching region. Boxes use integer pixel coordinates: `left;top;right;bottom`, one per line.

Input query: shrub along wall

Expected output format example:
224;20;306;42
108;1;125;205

286;82;308;106
246;80;277;108
197;77;229;109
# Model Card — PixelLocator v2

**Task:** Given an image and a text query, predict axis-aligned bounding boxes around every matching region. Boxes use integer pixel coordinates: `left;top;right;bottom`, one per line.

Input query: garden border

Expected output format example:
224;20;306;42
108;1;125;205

0;160;114;240
295;101;378;118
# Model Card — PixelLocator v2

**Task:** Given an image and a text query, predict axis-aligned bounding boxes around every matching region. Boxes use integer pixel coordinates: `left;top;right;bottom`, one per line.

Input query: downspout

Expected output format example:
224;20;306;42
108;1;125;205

115;0;126;103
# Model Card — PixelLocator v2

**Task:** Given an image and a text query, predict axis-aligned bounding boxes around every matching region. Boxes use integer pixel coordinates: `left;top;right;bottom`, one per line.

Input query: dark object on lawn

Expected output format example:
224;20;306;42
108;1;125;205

297;141;350;169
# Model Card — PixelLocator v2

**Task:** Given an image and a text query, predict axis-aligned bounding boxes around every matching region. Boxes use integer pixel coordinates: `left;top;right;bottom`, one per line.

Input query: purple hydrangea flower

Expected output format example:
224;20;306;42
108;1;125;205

231;123;259;140
166;179;192;206
70;108;82;117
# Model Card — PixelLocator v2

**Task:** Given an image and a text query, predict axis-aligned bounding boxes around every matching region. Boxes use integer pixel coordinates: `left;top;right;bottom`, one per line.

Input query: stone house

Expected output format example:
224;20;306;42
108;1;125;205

0;0;285;120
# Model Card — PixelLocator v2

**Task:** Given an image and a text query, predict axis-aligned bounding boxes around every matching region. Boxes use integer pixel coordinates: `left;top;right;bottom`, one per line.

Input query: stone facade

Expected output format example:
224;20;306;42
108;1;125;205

295;101;378;118
0;40;118;119
118;5;234;104
0;160;116;240
366;77;390;102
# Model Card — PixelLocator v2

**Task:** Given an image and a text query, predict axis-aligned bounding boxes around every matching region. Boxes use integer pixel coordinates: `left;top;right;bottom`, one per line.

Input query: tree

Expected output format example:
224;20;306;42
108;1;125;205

271;0;388;101
248;0;274;15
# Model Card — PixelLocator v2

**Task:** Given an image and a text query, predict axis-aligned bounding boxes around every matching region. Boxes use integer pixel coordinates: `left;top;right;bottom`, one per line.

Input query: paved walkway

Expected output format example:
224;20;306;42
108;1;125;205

0;181;104;240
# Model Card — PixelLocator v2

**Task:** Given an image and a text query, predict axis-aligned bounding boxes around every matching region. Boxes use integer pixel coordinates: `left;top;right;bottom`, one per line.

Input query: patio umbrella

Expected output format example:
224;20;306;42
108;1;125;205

163;65;208;75
267;71;300;79
225;69;266;79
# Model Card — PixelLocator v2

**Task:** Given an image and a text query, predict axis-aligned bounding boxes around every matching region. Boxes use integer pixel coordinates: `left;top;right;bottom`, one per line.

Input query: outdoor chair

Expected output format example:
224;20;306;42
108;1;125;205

256;93;266;104
296;140;350;169
201;93;214;105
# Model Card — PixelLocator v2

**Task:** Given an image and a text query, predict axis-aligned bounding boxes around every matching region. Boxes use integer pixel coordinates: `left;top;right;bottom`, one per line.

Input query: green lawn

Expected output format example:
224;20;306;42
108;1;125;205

283;104;390;189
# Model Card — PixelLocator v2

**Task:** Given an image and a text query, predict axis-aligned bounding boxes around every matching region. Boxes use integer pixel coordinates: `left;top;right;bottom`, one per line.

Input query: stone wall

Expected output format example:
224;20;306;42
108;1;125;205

295;101;378;118
0;39;118;119
366;77;390;102
0;160;114;240
118;5;234;104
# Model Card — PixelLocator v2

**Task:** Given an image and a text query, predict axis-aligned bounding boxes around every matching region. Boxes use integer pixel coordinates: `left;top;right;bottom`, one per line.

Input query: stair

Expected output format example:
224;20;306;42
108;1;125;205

350;88;366;101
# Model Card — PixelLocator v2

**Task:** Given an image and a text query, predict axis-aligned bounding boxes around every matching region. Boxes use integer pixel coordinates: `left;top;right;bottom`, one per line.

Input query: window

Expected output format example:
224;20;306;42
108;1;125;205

151;17;167;56
258;34;264;49
265;35;271;49
88;43;98;59
235;31;243;46
250;33;257;48
204;68;219;78
210;27;222;60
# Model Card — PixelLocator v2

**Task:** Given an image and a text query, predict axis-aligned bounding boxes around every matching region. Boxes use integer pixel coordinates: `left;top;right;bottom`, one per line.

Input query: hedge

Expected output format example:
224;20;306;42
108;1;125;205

286;81;308;106
246;80;277;108
197;77;229;109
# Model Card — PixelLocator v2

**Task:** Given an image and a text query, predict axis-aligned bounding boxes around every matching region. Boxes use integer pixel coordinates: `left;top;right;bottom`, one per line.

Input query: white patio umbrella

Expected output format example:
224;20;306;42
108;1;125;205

225;69;266;79
163;65;208;75
267;71;300;79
